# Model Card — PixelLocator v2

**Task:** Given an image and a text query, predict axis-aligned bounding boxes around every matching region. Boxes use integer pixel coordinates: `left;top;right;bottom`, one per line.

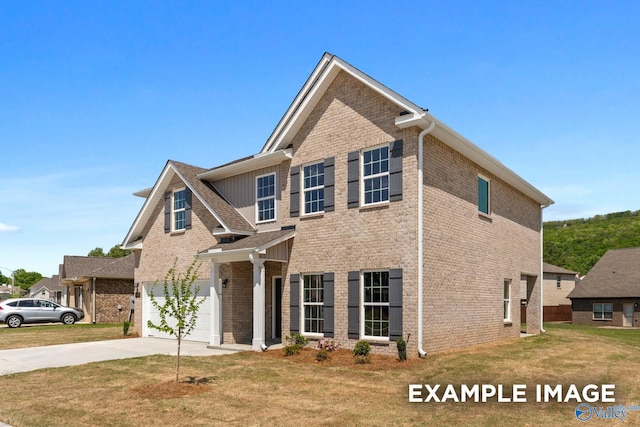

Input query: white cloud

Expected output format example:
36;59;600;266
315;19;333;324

0;223;18;232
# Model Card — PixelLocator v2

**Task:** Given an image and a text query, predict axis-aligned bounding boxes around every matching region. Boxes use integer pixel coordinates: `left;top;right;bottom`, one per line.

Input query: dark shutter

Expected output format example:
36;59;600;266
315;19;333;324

184;188;192;230
389;139;403;202
290;274;300;334
347;151;359;208
323;272;334;337
290;166;300;218
348;271;360;339
164;192;171;233
389;268;403;340
323;157;335;212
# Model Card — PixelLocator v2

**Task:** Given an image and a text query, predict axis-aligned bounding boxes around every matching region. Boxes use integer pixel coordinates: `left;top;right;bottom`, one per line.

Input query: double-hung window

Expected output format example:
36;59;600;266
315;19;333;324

303;162;324;214
503;279;511;321
362;271;390;338
478;175;490;215
303;274;324;334
362;146;389;205
256;173;276;222
173;189;186;231
593;303;613;320
556;275;562;289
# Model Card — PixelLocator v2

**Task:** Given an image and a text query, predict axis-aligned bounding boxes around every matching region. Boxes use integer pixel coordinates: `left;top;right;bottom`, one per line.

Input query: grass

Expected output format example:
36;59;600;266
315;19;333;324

0;323;126;350
1;324;640;426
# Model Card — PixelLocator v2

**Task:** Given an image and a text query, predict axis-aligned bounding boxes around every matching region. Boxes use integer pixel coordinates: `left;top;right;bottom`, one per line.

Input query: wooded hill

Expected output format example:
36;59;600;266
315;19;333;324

544;210;640;275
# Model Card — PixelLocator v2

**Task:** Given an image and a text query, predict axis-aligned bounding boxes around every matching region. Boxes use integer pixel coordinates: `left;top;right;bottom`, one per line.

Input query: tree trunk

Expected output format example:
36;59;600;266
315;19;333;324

175;337;181;383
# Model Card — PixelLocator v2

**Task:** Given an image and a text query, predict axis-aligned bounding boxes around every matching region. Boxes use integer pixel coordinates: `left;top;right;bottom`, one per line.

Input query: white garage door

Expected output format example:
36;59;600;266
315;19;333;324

142;280;211;342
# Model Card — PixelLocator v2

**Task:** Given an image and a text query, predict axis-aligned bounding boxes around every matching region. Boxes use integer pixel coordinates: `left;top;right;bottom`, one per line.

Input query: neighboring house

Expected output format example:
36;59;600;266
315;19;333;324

60;255;135;323
29;275;63;303
122;53;553;356
569;247;640;327
540;262;579;321
0;285;18;300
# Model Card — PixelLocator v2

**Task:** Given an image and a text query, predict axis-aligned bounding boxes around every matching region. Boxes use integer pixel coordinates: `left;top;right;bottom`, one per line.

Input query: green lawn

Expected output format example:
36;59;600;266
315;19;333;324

1;323;639;426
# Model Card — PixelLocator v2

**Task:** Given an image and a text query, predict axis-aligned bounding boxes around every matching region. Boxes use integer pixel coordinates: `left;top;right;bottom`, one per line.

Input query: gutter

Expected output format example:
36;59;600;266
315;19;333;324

92;277;96;324
417;120;436;357
540;204;551;333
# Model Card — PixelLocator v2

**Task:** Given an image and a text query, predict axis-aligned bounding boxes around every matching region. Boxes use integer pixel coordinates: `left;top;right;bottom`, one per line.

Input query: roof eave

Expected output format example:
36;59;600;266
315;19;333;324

198;148;293;181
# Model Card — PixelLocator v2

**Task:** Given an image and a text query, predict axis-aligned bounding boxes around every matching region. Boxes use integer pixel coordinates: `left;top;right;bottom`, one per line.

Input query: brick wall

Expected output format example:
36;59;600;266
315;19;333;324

95;279;134;324
572;298;639;327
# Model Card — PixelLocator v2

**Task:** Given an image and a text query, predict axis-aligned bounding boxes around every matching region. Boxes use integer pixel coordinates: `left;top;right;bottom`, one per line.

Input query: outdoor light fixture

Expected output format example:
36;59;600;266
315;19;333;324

222;278;229;288
134;283;140;298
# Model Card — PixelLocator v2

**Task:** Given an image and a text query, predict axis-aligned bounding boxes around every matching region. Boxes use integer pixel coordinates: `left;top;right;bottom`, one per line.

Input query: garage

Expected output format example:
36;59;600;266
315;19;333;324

142;280;211;342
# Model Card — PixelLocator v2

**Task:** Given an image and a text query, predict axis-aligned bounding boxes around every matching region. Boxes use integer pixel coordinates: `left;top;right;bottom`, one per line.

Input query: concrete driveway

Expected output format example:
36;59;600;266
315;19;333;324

0;338;245;376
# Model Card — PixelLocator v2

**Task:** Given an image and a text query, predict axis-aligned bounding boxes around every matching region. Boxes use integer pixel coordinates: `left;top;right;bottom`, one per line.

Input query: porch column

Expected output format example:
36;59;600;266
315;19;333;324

209;262;222;347
250;252;266;351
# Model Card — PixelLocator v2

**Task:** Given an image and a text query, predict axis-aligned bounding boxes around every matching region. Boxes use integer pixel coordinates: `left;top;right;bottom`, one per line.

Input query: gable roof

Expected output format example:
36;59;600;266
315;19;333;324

262;52;553;207
122;160;254;247
568;247;640;299
61;254;135;283
543;262;578;275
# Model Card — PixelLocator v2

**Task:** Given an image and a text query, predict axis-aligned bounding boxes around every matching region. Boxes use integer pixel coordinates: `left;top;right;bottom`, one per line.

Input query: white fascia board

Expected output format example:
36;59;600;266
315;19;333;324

133;187;153;198
197;149;292;181
263;54;425;154
424;112;554;206
122;164;176;246
211;228;254;236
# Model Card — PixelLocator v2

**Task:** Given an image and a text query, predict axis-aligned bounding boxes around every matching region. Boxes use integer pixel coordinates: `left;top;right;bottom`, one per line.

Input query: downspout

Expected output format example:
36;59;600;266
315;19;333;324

92;277;96;324
540;204;550;333
417;120;436;357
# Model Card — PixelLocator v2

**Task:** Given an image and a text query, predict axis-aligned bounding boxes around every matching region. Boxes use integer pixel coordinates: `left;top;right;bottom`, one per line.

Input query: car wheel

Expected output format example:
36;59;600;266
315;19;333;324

61;313;76;325
6;315;22;328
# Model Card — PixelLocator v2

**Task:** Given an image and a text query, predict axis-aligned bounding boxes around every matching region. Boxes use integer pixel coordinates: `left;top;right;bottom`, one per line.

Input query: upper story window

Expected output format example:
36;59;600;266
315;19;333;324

256;173;276;222
362;146;389;205
478;175;490;215
173;189;186;231
303;162;324;214
556;275;562;289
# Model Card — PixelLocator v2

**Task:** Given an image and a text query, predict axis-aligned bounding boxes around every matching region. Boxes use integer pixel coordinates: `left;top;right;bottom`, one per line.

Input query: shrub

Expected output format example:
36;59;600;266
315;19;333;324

315;338;339;352
283;333;309;356
353;340;371;364
396;337;407;362
315;348;329;362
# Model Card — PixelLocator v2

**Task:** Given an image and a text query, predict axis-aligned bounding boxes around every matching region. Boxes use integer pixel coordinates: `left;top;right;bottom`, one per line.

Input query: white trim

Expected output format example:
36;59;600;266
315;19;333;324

255;172;277;224
360;144;391;207
503;279;512;322
301;273;325;336
198;149;292;181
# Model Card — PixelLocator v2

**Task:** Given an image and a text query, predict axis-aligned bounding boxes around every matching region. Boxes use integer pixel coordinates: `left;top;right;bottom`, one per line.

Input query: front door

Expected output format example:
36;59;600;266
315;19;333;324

623;303;634;327
74;286;83;309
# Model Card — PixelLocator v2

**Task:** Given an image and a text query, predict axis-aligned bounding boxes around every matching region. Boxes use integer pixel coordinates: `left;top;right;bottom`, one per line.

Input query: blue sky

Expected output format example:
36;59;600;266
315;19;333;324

1;1;639;277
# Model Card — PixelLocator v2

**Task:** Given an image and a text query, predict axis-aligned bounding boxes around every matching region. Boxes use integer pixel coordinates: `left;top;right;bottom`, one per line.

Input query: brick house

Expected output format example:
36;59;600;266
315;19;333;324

569;247;640;327
122;53;553;356
60;255;135;323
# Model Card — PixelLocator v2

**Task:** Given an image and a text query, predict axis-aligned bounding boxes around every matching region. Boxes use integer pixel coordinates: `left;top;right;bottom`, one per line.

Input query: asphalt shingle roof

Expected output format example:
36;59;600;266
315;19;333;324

543;262;578;275
62;254;135;280
568;247;640;299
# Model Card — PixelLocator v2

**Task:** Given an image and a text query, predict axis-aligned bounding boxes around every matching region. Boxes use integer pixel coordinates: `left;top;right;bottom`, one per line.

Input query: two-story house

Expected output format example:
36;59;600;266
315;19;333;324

122;53;553;356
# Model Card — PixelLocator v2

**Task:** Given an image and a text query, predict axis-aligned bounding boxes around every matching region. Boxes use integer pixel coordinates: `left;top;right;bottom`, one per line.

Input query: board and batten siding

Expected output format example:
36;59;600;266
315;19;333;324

212;165;282;231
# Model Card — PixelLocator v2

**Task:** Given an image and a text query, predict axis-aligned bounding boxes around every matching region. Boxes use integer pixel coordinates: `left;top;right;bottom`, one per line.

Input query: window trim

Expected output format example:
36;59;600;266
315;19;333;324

503;279;511;322
302;161;325;216
478;174;491;215
593;302;613;321
360;144;390;207
301;273;324;337
172;188;186;232
360;270;390;341
256;172;276;223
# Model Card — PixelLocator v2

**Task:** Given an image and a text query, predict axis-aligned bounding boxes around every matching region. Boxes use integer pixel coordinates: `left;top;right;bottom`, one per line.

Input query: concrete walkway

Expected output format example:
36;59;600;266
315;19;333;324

0;338;243;376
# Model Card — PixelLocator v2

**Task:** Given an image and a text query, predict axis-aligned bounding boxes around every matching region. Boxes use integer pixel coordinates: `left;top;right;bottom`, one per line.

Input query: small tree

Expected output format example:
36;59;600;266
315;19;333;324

147;258;204;382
